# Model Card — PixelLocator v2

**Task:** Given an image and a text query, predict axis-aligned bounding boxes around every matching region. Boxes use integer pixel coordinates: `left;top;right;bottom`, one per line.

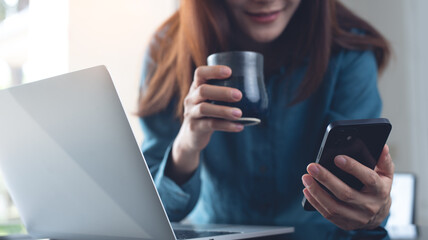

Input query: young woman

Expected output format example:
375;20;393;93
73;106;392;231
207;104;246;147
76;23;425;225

138;0;393;231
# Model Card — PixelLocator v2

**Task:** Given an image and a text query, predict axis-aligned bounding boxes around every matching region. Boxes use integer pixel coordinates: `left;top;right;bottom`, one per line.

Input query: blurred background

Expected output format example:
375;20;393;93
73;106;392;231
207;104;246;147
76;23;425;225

0;0;426;230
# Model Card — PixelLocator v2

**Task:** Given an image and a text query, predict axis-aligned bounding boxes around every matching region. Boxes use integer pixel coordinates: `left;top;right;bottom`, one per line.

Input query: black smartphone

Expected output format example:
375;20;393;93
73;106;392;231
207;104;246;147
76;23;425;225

302;118;392;211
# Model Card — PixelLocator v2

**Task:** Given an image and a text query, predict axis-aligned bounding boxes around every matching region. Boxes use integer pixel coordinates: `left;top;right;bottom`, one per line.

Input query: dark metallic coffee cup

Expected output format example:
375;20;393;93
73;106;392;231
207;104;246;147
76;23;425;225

207;51;268;126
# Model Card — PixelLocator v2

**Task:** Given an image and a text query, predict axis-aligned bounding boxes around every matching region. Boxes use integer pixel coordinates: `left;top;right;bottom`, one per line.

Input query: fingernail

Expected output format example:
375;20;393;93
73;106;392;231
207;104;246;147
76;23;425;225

335;156;347;167
232;109;242;118
221;67;231;76
232;90;242;100
235;124;244;131
307;164;319;177
303;188;310;198
302;175;313;187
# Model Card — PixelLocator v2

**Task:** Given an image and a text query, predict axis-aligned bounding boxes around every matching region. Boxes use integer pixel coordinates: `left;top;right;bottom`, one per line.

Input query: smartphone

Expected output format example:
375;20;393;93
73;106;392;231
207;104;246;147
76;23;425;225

302;118;392;211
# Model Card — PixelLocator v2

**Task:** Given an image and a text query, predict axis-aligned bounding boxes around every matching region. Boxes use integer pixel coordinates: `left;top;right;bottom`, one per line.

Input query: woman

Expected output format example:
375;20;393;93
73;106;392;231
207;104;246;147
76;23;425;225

138;0;394;231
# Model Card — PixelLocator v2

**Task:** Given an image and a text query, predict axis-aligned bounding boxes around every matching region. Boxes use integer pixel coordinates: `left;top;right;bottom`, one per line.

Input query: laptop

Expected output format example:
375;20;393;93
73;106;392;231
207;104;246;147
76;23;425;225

0;66;293;240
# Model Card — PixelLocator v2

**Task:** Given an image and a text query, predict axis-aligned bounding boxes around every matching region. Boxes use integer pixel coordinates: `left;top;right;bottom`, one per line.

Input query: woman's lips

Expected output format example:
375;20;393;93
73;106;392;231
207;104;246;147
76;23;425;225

245;10;282;23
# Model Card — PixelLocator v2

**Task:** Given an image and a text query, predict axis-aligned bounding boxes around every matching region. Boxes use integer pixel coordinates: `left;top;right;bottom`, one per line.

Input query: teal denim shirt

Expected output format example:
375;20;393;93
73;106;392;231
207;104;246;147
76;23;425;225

139;49;382;226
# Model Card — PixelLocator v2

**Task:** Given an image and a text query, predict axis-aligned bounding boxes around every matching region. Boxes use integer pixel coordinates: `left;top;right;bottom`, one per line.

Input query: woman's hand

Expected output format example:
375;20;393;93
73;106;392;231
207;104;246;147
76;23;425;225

302;145;394;230
167;65;244;183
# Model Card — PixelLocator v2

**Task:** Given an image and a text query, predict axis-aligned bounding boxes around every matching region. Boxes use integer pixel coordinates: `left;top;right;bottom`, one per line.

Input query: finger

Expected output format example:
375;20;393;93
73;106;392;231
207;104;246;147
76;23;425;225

304;187;370;231
302;188;357;230
307;163;390;224
374;145;394;179
192;118;244;133
192;65;231;88
306;163;362;204
302;174;368;230
190;102;242;121
188;84;242;104
303;188;329;215
334;155;381;190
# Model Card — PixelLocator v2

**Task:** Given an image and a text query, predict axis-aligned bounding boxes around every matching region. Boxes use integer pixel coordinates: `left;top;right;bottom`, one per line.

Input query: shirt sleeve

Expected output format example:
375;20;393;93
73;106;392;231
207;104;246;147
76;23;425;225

139;49;202;222
327;50;382;122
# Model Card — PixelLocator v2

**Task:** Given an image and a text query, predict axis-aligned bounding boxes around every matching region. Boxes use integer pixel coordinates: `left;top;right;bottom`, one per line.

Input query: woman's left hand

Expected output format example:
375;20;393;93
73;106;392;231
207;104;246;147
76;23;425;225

302;145;394;230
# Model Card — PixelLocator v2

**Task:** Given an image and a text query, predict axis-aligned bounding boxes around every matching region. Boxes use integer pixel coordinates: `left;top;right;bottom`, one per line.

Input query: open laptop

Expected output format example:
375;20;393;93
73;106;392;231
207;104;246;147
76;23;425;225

0;66;293;240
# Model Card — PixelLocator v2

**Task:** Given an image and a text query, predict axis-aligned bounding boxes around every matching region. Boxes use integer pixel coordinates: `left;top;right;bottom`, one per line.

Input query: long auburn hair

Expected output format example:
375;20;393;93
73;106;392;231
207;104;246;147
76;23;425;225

138;0;390;119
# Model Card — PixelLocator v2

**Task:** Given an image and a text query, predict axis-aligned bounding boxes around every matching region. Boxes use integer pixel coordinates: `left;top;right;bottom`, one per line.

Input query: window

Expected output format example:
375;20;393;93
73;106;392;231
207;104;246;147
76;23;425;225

0;0;29;90
0;0;29;225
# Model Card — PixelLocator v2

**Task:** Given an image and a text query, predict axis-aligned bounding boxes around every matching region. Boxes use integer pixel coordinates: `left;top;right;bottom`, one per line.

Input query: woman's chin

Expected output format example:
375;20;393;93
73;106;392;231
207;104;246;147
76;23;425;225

250;32;282;44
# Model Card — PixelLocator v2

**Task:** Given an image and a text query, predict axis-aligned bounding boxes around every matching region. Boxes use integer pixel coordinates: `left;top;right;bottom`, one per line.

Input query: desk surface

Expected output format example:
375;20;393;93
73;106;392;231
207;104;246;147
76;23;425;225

253;224;422;240
0;225;423;240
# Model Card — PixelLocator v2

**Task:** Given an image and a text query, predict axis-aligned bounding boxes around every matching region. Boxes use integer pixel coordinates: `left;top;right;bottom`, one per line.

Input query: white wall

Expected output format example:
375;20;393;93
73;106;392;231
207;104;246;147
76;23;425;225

342;0;428;224
26;0;69;82
68;0;177;143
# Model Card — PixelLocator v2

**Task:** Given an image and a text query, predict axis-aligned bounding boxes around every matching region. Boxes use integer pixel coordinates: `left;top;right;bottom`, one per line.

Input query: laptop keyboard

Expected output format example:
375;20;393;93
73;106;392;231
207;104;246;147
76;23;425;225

174;229;239;240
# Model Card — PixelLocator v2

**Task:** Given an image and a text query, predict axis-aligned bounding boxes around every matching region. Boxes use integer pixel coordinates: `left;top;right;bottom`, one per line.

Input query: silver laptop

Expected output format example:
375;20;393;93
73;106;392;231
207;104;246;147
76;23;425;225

0;66;293;240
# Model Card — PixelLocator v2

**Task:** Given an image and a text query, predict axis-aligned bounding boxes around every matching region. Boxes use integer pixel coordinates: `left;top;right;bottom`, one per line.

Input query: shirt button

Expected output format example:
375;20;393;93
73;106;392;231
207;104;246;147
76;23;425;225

259;165;267;174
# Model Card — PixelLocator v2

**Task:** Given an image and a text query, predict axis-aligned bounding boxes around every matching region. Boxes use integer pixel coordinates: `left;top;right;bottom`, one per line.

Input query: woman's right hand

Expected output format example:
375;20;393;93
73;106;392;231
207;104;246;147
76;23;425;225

167;65;244;183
